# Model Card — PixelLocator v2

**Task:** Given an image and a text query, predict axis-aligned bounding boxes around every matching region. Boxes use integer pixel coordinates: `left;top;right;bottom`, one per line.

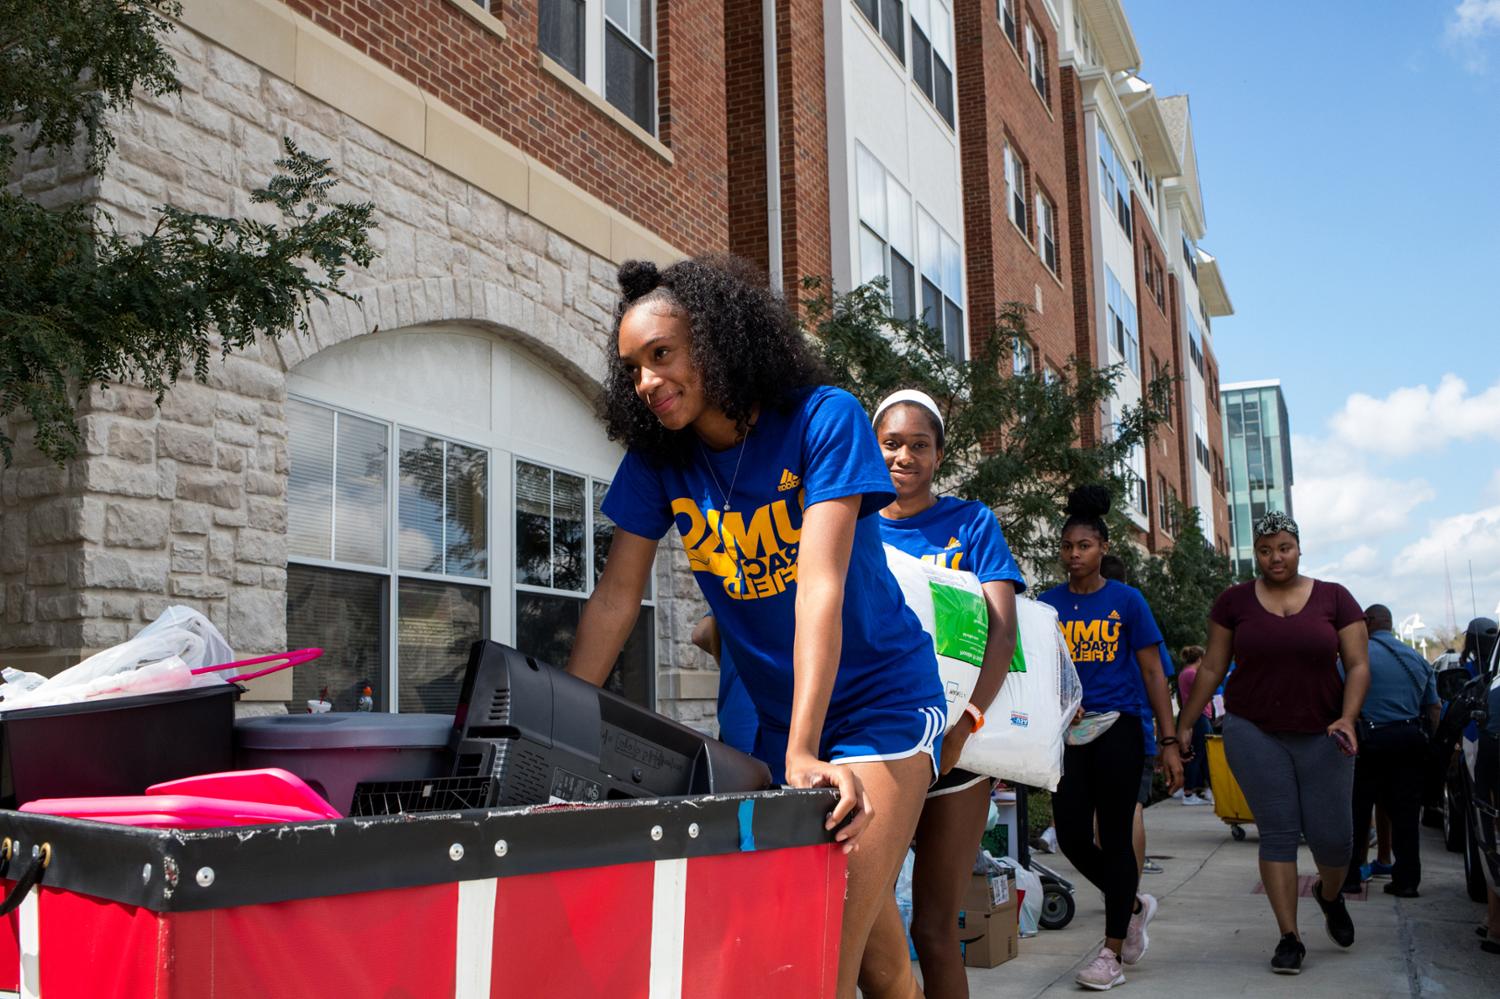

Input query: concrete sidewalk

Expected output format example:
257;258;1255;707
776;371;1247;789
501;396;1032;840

961;798;1492;997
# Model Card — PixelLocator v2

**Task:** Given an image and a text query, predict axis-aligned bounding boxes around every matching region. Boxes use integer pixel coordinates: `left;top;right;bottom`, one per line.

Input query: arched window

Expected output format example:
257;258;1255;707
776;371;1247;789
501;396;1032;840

283;327;654;713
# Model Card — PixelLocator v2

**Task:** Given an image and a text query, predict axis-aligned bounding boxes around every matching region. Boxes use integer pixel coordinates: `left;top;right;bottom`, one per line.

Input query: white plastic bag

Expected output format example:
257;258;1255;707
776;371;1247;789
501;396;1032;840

1003;856;1044;937
956;596;1082;790
134;604;233;669
884;544;987;731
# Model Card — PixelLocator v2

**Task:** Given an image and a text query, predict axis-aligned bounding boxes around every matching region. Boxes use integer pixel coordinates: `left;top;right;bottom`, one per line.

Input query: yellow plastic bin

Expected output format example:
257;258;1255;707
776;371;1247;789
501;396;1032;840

1206;734;1254;841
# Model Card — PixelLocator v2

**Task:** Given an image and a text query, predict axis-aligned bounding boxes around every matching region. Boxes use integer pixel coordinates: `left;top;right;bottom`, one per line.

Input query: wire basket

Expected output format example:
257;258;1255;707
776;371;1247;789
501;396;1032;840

348;775;495;816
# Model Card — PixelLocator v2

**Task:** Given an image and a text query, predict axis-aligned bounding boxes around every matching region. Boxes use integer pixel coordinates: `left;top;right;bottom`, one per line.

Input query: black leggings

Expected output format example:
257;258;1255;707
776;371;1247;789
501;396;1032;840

1053;714;1144;941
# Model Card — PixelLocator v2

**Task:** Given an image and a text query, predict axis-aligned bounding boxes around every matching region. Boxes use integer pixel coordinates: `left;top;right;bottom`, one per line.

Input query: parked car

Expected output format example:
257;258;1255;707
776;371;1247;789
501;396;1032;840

1437;620;1499;902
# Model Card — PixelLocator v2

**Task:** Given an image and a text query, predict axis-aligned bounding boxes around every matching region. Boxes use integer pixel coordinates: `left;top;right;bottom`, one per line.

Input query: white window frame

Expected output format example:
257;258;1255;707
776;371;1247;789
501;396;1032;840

855;143;917;321
1012;337;1033;376
1025;21;1047;102
286;394;657;713
1097;126;1132;237
855;0;907;63
910;0;956;127
1035;189;1057;273
541;0;659;136
917;205;966;361
1004;141;1028;237
1000;0;1018;48
1104;266;1139;375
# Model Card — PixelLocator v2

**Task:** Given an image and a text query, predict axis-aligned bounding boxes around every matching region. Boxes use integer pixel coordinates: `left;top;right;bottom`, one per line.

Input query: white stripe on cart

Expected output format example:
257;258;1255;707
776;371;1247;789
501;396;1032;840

649;858;688;999
455;878;498;999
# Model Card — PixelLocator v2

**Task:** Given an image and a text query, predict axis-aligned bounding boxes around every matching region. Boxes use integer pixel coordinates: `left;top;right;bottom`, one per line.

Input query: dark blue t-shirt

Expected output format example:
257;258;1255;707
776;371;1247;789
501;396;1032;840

1040;580;1164;718
1133;641;1173;756
602;386;943;732
877;495;1027;593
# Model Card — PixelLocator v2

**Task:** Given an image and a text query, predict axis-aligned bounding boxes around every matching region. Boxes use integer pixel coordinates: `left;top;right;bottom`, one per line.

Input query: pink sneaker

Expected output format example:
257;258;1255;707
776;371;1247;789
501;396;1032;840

1121;893;1157;965
1076;946;1126;990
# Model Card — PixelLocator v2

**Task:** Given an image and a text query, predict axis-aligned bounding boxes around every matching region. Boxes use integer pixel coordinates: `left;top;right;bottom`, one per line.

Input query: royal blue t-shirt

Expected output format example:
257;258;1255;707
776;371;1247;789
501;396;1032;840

1136;641;1173;756
602;386;943;732
877;495;1027;593
1040;580;1164;718
716;639;759;755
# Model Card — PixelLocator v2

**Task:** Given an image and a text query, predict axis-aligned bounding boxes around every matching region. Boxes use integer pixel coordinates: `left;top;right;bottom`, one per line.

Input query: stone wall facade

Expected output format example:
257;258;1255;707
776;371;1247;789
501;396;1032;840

0;11;720;728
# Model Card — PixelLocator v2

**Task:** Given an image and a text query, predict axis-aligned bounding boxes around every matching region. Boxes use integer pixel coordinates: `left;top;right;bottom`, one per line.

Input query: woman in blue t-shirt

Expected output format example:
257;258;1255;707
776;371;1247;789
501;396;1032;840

1038;486;1182;992
564;257;945;999
872;390;1023;998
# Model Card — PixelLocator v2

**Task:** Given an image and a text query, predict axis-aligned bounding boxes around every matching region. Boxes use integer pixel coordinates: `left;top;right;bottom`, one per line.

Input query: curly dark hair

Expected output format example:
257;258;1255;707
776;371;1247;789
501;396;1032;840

600;254;828;464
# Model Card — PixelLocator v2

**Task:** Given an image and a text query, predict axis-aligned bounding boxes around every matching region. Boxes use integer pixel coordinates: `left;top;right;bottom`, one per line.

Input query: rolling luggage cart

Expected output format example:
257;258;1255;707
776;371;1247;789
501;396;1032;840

0;789;845;998
1206;734;1255;841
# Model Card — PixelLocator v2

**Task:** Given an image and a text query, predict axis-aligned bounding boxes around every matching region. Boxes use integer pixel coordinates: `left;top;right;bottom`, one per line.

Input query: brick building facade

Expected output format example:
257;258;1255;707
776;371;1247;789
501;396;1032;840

1;0;1240;729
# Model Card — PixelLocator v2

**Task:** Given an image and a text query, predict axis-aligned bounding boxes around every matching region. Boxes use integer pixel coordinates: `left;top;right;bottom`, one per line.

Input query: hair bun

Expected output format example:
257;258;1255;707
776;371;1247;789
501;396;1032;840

617;259;661;300
1065;484;1111;519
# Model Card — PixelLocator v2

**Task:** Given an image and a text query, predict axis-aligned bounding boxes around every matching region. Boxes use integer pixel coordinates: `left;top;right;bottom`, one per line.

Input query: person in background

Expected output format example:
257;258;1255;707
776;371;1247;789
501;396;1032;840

566;256;945;999
1041;487;1182;991
870;389;1023;999
691;614;757;755
1099;554;1171;875
1175;511;1369;976
1341;604;1440;897
1176;646;1214;805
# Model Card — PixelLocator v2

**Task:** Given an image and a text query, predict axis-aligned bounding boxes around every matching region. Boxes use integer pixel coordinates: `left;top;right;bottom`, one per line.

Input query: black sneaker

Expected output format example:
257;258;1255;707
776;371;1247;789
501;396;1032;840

1383;883;1419;898
1313;880;1355;947
1271;933;1306;974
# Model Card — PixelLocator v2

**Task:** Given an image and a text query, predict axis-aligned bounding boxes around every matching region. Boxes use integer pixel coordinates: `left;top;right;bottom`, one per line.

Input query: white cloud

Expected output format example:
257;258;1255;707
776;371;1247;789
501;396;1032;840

1393;504;1500;582
1290;430;1435;547
1326;374;1500;458
1488;468;1500;500
1450;0;1500;38
1447;0;1500;72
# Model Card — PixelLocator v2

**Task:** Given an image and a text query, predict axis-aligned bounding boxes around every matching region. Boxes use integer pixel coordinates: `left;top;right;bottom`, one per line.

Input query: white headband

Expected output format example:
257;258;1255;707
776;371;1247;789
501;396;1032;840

872;390;945;434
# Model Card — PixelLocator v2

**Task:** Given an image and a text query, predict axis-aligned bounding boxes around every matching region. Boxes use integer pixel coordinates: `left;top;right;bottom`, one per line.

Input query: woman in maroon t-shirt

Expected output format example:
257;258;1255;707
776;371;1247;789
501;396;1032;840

1176;512;1370;976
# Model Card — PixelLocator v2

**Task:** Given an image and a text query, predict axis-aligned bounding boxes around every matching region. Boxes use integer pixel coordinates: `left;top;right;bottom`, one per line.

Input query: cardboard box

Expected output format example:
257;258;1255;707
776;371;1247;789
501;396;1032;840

961;870;1012;913
959;875;1019;969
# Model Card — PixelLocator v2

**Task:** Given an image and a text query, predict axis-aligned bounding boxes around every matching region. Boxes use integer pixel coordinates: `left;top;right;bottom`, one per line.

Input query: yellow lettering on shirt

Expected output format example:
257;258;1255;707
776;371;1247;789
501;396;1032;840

674;496;801;600
1059;618;1121;664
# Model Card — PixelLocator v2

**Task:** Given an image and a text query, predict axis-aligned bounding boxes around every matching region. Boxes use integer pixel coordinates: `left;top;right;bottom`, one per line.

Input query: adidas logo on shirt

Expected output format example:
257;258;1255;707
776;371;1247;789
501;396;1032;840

945;537;962;549
778;469;801;492
1108;610;1121;620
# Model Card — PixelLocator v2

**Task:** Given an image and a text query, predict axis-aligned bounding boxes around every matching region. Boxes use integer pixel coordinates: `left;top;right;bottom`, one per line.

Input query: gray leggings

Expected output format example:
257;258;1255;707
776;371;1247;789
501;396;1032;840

1222;713;1355;866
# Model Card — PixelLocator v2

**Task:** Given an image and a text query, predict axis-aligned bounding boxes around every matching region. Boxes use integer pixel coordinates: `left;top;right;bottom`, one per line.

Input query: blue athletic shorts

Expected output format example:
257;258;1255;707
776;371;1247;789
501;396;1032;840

754;703;946;785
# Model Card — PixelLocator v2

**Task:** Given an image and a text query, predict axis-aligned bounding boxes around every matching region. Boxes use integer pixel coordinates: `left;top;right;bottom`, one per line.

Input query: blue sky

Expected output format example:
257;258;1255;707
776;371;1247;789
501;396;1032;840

1127;0;1500;641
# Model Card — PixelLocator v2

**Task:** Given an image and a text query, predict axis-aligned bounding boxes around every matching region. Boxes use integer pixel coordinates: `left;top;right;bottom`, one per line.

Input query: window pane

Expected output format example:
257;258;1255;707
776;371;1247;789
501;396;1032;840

592;480;612;588
856;145;885;233
539;0;585;78
397;579;487;714
516;591;655;709
856;0;879;26
921;276;942;329
398;430;443;574
288;565;387;712
553;471;587;592
287;399;334;560
912;26;933;98
930;1;951;63
934;57;954;125
917;209;941;284
859;226;886;286
943;299;963;360
910;0;930;32
515;461;552;587
607;0;652;48
605;25;655;132
890;251;916;322
334;413;388;566
941;232;962;298
886;178;912;257
446;443;488;578
880;0;904;58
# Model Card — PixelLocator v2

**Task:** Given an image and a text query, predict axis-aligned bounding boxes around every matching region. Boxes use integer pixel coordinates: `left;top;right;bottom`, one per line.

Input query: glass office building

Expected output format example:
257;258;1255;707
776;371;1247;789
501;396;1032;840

1222;380;1294;577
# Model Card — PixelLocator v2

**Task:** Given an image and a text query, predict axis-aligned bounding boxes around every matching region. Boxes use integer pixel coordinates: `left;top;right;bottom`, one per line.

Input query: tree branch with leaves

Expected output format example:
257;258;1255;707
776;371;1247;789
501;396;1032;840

1;0;377;465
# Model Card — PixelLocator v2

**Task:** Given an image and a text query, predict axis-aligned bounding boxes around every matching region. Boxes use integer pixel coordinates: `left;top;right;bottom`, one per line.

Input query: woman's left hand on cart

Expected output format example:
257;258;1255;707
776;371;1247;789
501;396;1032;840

786;753;870;854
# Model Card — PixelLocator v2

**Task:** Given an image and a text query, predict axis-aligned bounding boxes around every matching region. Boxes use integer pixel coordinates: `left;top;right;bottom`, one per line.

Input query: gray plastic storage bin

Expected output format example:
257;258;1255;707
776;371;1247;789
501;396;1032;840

233;713;452;814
